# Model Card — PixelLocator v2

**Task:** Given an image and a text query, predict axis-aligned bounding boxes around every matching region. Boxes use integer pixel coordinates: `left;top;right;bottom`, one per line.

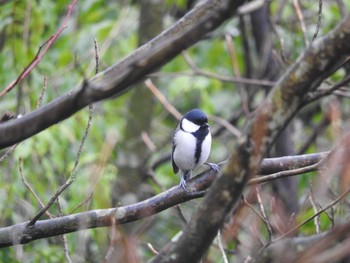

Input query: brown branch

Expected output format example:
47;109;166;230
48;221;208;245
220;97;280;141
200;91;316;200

293;0;309;46
249;161;321;185
148;71;276;87
0;181;207;248
150;15;350;263
312;0;323;41
0;0;78;98
145;79;182;121
0;0;246;149
274;187;350;242
0;151;327;248
27;104;94;226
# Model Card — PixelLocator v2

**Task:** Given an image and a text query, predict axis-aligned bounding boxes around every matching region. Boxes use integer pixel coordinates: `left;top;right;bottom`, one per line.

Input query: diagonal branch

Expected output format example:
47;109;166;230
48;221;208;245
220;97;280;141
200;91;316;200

0;0;78;98
150;14;350;263
0;151;326;248
0;0;246;149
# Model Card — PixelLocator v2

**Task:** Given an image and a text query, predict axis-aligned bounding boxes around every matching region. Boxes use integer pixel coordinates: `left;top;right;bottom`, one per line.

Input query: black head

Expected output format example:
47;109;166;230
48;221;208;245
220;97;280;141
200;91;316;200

183;109;208;126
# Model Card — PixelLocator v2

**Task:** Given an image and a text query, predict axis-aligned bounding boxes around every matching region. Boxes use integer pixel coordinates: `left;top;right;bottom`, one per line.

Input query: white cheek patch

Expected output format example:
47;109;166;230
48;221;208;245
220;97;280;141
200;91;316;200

181;118;200;133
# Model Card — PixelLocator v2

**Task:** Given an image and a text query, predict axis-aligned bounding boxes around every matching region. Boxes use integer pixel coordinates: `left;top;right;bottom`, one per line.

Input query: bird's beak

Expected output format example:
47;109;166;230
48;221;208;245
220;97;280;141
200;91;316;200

202;123;209;128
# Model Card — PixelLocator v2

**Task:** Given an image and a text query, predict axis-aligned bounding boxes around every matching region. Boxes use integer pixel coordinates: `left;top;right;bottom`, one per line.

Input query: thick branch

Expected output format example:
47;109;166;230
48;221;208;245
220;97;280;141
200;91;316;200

257;220;350;263
0;0;245;149
0;152;325;248
150;15;350;263
0;184;199;248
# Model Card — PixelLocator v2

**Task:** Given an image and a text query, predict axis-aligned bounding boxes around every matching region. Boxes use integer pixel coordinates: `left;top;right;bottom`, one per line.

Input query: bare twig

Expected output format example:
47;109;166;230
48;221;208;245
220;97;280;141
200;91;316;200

309;180;321;234
147;243;159;255
36;77;47;108
148;71;276;87
57;199;72;263
141;131;157;152
174;205;188;225
94;38;100;75
225;34;249;115
249;161;322;185
69;192;94;214
18;158;54;218
0;0;78;98
209;114;241;138
145;79;182;120
27;104;94;226
274;187;350;241
293;0;309;46
303;72;350;105
256;186;273;245
312;0;323;41
242;195;269;232
217;230;228;263
0;145;17;162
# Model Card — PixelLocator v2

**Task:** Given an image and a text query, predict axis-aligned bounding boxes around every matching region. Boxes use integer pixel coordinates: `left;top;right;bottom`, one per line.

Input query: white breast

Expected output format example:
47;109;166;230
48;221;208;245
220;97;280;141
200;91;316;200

196;132;211;168
173;129;197;171
173;128;212;171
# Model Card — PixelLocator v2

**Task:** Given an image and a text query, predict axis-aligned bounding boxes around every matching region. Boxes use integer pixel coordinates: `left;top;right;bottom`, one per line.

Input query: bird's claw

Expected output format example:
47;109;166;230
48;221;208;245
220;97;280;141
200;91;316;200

205;162;219;172
180;177;189;192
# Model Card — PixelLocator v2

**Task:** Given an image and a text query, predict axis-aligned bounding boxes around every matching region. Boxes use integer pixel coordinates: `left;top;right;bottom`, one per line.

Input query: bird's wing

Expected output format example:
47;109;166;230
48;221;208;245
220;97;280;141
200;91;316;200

172;129;179;174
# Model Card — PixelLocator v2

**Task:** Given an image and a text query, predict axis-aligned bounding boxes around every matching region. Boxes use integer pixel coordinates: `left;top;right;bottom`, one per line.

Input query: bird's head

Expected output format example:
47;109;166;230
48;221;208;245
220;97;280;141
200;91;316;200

180;109;209;133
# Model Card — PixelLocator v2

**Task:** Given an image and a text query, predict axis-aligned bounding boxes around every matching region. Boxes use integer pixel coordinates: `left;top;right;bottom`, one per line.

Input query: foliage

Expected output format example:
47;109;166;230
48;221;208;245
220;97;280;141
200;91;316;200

0;0;350;262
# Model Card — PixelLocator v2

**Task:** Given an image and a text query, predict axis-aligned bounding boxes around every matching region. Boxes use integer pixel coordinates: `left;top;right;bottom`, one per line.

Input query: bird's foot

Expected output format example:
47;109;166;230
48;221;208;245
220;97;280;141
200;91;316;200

180;177;189;192
205;162;219;172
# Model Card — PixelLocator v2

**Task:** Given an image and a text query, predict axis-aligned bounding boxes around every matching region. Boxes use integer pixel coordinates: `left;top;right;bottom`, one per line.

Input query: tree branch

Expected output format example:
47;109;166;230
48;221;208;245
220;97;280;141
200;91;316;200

0;151;326;248
0;0;246;149
150;14;350;263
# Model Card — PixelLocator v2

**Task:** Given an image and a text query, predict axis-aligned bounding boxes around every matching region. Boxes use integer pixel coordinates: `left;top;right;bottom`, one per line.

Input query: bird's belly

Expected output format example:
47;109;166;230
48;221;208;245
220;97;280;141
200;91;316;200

173;131;197;171
196;133;211;167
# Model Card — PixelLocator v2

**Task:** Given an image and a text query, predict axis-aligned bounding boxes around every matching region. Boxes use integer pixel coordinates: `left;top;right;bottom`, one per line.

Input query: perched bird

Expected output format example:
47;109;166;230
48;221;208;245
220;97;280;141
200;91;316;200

172;109;218;190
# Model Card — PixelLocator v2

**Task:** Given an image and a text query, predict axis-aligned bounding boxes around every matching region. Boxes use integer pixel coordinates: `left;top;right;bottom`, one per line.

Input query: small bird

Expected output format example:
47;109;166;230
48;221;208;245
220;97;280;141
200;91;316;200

172;109;218;190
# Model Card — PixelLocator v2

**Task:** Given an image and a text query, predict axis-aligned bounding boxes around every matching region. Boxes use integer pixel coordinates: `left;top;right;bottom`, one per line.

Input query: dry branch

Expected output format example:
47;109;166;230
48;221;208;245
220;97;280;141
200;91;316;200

0;151;325;248
0;0;245;149
150;14;350;263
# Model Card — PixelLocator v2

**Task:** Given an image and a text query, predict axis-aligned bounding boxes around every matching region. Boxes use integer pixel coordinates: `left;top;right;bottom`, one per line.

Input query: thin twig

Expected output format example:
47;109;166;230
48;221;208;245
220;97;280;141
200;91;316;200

303;72;350;105
36;77;47;108
225;34;241;78
309;180;321;234
242;195;270;230
2;76;48;161
148;71;276;87
69;192;94;214
0;145;17;162
248;161;321;185
225;34;249;115
274;187;350;241
145;79;182;120
0;0;78;98
217;230;228;263
94;38;100;75
293;0;309;46
19;158;54;218
147;243;159;255
175;205;188;225
312;0;323;41
27;104;94;226
209;115;241;138
57;198;73;263
256;186;273;245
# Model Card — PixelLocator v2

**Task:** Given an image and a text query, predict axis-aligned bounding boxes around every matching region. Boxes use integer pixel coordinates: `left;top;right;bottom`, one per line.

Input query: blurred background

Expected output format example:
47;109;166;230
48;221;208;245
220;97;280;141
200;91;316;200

0;0;349;262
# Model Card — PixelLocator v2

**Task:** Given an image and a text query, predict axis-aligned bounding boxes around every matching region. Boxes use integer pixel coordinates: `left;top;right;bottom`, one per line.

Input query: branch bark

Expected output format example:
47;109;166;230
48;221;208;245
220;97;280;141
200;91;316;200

0;152;326;248
150;15;350;263
0;0;245;149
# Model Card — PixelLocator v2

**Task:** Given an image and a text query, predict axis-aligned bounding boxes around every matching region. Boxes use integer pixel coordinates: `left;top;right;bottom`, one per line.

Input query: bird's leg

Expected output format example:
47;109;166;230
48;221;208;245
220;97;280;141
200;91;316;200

180;170;191;191
205;162;220;172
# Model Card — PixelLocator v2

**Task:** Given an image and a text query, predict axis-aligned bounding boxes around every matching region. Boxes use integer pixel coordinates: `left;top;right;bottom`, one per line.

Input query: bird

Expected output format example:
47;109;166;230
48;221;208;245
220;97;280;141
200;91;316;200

172;109;219;191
